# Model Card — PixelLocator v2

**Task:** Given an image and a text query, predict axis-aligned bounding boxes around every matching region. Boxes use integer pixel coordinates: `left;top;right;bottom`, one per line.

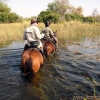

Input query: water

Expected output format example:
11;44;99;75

0;40;100;100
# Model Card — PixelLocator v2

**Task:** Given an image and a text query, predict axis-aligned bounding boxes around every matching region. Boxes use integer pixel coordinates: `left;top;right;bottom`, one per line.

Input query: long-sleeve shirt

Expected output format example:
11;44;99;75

23;24;43;43
41;27;54;38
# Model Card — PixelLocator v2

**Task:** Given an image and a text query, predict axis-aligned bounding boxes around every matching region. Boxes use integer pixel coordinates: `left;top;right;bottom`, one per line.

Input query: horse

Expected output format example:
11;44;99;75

42;39;56;57
21;48;44;77
41;31;57;57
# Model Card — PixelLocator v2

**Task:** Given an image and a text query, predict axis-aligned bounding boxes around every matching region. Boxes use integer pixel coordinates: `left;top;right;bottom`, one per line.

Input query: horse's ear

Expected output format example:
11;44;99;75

53;30;57;33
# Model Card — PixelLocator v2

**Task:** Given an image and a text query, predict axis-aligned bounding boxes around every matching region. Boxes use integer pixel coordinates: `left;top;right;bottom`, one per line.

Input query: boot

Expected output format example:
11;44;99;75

23;44;28;52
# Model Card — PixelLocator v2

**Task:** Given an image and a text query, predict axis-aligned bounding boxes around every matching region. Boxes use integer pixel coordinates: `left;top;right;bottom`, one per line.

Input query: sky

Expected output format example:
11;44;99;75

7;0;100;17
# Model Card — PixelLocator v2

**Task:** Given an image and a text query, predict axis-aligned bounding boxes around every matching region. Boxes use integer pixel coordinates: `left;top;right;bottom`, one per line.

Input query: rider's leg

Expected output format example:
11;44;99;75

23;44;28;51
37;42;44;55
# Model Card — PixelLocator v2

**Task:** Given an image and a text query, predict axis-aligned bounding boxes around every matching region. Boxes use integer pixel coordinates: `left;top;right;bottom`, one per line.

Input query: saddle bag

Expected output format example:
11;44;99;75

30;41;40;47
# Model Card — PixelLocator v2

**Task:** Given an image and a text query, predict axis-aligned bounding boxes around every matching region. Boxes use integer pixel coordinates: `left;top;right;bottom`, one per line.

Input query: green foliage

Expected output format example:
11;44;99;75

0;12;7;22
0;2;22;23
65;14;84;21
65;14;100;23
47;2;56;12
47;0;69;16
83;16;97;23
0;2;10;12
65;14;72;21
8;12;22;23
0;12;22;23
38;10;59;23
96;15;100;22
37;0;100;24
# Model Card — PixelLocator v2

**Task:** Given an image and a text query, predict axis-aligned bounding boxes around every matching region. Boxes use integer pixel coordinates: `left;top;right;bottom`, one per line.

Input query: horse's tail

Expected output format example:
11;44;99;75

22;58;32;76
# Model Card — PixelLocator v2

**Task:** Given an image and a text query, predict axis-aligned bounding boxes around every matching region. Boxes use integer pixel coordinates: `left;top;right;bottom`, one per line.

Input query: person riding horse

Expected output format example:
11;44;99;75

21;18;45;77
23;18;44;55
41;21;58;49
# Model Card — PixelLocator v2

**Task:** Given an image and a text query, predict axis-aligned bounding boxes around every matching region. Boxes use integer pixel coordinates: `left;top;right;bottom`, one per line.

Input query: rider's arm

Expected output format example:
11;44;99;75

34;27;44;39
23;30;27;40
49;28;55;38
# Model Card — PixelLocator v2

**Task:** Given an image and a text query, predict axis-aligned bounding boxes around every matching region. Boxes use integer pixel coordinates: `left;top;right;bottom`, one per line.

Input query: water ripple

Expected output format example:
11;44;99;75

0;44;100;100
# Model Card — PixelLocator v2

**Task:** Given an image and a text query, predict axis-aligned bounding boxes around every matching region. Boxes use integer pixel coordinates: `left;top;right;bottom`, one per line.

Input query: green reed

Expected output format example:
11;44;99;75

0;21;100;47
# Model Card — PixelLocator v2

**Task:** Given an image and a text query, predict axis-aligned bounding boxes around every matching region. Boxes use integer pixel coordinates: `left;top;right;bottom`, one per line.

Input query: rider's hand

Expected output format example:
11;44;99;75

41;33;45;38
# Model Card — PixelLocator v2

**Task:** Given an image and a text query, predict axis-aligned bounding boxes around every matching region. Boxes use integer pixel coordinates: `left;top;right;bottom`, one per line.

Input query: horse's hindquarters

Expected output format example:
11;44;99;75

21;49;44;76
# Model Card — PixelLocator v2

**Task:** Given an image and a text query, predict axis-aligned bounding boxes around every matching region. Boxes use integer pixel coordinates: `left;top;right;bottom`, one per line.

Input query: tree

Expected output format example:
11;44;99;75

38;0;87;22
47;0;69;16
38;10;59;23
95;14;100;22
68;6;76;14
0;2;22;23
76;6;83;15
56;0;69;15
0;2;11;12
47;2;56;12
67;6;83;15
92;8;98;17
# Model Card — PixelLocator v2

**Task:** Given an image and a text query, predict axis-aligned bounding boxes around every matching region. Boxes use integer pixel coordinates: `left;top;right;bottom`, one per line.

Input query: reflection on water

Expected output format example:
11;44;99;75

0;40;100;100
67;38;100;56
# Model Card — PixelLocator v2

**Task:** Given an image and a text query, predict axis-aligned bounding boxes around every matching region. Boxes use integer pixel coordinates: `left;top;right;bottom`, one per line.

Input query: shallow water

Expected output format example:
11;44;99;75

0;40;100;100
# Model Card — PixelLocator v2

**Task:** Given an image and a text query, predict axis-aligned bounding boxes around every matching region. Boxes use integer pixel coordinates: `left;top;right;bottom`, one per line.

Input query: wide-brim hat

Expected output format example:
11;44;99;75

30;18;38;24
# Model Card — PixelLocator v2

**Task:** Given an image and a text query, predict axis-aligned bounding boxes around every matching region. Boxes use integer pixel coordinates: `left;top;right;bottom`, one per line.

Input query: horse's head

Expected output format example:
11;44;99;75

42;39;56;58
53;30;57;37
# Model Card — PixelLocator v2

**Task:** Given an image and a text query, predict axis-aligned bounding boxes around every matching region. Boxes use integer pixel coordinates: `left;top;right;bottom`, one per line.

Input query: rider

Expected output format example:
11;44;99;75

41;21;58;49
23;18;44;53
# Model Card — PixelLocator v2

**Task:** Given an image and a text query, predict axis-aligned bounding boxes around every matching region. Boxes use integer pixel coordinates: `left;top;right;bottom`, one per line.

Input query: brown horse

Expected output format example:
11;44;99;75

42;31;57;57
41;31;57;57
42;39;56;57
21;48;44;76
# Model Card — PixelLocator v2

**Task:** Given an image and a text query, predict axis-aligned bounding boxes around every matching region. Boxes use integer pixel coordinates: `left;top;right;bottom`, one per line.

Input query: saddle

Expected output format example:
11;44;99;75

42;37;56;47
24;41;44;56
29;41;40;48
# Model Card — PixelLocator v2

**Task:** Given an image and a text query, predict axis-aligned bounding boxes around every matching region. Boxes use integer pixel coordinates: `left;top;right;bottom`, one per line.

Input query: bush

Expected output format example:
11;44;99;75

0;12;22;23
38;10;59;23
83;16;97;23
0;2;22;23
65;14;84;21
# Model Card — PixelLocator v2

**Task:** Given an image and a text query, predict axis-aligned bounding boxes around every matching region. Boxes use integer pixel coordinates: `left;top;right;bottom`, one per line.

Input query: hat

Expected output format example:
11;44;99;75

30;18;38;24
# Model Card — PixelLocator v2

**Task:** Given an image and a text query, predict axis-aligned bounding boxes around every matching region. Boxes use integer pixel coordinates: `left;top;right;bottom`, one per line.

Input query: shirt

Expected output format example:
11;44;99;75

23;24;43;43
41;27;54;38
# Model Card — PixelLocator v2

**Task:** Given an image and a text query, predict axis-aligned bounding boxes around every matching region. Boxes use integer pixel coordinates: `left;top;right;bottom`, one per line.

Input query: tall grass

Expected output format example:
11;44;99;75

50;21;100;45
0;21;100;47
0;22;28;47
